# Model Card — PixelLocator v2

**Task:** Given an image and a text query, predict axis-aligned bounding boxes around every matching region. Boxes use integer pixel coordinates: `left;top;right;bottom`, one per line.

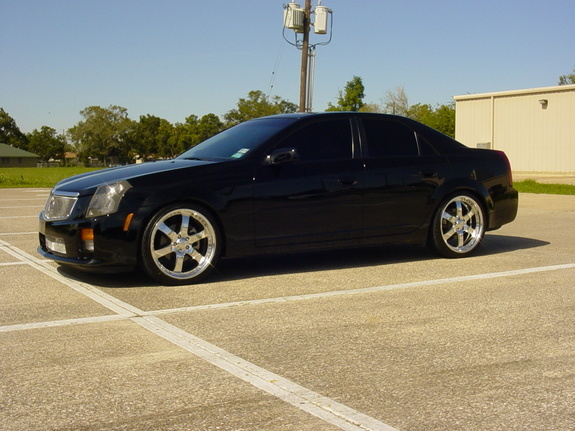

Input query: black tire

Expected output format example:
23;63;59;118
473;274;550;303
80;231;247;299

140;203;220;285
429;193;486;258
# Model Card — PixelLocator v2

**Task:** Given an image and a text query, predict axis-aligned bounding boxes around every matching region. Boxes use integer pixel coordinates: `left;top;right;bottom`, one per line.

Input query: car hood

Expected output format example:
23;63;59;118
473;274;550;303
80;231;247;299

53;159;216;196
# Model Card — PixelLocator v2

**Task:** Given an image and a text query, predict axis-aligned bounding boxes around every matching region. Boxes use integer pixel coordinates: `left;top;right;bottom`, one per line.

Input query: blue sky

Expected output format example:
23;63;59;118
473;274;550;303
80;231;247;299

2;0;574;133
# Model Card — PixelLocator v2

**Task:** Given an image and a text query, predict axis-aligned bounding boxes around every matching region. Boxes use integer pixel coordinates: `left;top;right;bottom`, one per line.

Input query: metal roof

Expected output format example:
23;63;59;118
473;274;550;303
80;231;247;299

454;84;575;101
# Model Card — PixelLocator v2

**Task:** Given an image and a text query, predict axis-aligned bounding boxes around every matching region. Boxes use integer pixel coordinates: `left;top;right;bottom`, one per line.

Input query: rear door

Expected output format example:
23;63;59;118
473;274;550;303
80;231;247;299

360;117;444;237
253;117;364;248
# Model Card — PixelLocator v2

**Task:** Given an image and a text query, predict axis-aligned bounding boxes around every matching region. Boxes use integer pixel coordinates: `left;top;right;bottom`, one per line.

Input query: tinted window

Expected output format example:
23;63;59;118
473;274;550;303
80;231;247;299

178;118;296;160
415;125;467;154
281;119;352;161
416;133;440;156
362;119;418;157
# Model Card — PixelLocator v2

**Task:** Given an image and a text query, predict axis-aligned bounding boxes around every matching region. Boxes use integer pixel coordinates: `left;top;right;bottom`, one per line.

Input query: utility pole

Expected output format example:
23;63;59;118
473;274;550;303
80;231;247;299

283;1;333;112
299;0;311;112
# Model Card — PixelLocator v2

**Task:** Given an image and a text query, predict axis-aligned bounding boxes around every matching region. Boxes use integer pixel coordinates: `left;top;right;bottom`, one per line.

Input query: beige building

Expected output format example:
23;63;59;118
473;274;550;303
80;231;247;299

454;84;575;174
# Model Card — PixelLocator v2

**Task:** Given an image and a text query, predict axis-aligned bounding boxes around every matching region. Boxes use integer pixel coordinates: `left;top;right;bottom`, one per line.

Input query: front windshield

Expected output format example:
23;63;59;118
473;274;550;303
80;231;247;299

178;117;297;161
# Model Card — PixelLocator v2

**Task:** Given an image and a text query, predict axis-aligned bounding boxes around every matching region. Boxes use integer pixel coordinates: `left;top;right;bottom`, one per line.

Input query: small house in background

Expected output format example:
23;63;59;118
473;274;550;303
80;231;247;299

38;152;79;167
454;84;575;174
64;152;78;165
0;143;40;168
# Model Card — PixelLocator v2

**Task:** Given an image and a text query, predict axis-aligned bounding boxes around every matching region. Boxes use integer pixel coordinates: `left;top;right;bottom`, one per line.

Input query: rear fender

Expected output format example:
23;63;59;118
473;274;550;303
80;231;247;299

430;177;493;218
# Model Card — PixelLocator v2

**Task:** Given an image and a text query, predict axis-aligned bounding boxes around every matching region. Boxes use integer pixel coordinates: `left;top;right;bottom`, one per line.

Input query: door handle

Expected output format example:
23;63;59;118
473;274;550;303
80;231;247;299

420;172;438;179
338;178;359;187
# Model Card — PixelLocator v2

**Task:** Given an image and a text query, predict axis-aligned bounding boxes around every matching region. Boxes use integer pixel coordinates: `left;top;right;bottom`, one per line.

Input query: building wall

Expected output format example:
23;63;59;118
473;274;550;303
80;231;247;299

455;85;575;173
0;157;38;168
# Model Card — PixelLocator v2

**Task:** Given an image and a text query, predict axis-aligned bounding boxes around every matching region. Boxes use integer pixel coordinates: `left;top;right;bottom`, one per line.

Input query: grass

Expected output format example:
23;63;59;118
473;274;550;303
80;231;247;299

0;167;103;188
1;167;574;195
514;179;575;195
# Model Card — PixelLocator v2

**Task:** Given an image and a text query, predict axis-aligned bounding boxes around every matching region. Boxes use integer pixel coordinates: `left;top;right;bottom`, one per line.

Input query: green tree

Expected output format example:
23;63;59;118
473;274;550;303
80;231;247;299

197;113;225;142
128;114;166;161
558;66;575;85
326;76;365;111
431;103;456;138
158;113;223;158
0;108;28;149
183;114;200;146
224;90;297;126
156;118;177;158
358;103;382;113
68;105;135;165
407;102;455;138
160;115;199;158
167;123;193;158
406;103;434;124
27;126;68;164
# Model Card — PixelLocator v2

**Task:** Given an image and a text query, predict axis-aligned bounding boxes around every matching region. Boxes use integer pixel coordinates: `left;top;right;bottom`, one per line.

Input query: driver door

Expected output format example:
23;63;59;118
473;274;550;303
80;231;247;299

253;118;364;248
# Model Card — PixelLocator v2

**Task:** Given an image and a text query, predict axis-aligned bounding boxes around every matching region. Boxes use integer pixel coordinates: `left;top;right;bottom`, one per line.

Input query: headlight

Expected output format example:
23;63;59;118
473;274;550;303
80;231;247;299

86;180;132;217
43;191;79;221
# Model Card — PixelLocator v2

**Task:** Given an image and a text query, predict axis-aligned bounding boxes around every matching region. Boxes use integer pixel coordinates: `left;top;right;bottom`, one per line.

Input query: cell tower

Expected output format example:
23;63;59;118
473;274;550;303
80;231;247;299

282;1;333;112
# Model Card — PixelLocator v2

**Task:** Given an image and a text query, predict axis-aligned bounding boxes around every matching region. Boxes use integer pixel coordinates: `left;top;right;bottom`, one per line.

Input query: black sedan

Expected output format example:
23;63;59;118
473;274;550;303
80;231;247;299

38;112;518;285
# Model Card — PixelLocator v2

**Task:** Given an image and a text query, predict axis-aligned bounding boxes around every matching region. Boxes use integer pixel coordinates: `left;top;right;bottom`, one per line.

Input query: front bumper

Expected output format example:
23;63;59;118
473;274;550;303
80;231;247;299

38;211;139;273
36;246;134;273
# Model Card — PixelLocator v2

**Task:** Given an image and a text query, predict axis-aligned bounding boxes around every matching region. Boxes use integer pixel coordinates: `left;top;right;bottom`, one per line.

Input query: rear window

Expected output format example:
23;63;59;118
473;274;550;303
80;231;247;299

362;118;419;157
411;121;467;154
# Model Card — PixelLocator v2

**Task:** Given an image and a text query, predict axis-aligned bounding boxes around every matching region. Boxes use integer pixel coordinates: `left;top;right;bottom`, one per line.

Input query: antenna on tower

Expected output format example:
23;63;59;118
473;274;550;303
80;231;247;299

282;1;333;112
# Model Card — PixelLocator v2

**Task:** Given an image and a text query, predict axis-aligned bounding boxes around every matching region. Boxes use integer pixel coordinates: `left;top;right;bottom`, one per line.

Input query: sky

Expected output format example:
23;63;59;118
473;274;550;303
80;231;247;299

2;0;575;134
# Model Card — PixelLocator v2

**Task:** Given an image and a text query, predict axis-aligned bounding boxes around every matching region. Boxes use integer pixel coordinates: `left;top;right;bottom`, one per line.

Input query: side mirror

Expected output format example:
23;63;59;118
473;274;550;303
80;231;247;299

263;148;300;165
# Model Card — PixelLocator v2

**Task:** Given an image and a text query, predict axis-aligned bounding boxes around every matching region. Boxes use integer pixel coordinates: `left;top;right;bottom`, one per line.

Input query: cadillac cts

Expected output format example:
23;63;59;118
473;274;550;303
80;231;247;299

38;112;518;285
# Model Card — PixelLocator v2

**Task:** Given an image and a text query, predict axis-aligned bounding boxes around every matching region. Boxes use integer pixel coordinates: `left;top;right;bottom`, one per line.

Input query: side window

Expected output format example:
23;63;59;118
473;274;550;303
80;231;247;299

416;133;440;156
281;119;352;161
362;119;419;157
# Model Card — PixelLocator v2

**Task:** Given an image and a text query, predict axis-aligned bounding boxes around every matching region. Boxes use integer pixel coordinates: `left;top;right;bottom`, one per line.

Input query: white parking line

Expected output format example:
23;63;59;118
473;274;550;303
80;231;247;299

4;233;575;430
0;198;46;202
13;189;48;194
2;260;573;334
0;314;130;332
0;261;29;267
0;238;400;431
136;315;399;431
147;262;575;315
4;237;575;430
0;239;142;316
0;193;47;199
0;205;42;209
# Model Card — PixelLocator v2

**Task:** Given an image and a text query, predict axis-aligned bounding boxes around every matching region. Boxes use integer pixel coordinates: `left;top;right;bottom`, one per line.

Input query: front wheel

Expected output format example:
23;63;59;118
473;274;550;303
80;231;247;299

429;193;486;258
140;204;220;285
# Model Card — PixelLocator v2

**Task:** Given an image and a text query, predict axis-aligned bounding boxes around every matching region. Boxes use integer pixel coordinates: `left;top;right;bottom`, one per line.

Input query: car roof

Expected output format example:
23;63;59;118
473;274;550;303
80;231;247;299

260;111;404;120
257;112;466;151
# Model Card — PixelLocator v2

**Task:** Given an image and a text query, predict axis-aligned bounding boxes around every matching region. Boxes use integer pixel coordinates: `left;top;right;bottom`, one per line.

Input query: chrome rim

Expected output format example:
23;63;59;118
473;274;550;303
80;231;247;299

149;208;217;280
439;195;484;253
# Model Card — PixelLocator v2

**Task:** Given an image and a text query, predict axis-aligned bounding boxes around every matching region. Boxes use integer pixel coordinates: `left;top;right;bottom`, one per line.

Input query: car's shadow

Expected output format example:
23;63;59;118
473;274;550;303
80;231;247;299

479;234;550;255
56;234;549;288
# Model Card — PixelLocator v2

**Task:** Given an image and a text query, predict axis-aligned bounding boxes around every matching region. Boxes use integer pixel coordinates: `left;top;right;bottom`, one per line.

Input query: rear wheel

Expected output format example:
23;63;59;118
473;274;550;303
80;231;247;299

429;193;485;258
140;204;220;285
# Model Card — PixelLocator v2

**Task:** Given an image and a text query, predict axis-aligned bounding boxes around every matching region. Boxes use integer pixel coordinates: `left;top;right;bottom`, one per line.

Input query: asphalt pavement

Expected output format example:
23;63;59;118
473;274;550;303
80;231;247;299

1;188;574;430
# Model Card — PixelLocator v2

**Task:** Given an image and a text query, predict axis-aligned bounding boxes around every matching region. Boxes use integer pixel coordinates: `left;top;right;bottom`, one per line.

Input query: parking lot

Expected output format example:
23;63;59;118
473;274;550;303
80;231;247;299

1;187;574;430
